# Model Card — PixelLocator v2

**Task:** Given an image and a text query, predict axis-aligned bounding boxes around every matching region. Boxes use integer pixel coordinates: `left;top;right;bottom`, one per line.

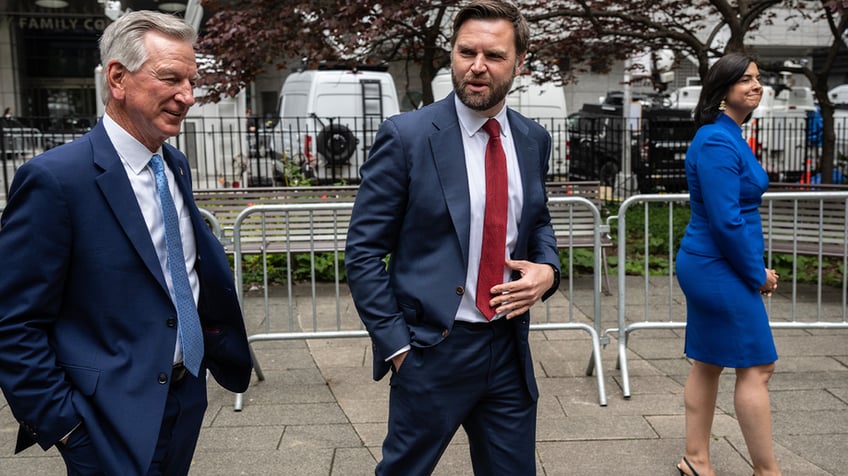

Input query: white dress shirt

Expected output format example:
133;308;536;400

453;96;524;323
102;114;199;365
387;99;526;361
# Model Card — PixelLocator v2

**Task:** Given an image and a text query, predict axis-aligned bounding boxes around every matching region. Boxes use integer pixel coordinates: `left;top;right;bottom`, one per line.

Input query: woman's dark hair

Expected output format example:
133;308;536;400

693;52;759;127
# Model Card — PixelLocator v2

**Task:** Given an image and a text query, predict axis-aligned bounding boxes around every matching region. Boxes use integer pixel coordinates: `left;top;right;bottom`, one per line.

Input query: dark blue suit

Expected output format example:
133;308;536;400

0;121;252;475
345;95;560;474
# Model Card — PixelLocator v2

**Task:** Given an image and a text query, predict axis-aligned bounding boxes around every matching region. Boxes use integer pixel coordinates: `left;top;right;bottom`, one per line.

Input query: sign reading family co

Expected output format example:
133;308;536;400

16;16;109;32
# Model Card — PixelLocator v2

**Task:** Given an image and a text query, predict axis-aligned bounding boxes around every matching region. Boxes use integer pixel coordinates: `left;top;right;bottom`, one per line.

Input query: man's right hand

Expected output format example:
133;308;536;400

391;351;408;372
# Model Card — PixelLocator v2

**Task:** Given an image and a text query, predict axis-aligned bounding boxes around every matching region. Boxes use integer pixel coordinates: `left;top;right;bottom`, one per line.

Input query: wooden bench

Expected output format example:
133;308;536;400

761;182;848;258
194;182;613;291
193;185;358;255
546;181;613;293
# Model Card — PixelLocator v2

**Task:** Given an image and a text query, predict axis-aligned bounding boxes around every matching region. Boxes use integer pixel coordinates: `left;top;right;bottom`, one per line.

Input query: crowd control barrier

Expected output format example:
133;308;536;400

226;197;610;410
609;190;848;398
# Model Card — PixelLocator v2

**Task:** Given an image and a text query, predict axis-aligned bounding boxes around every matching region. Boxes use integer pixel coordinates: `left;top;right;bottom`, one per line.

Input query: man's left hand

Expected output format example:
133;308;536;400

488;260;555;320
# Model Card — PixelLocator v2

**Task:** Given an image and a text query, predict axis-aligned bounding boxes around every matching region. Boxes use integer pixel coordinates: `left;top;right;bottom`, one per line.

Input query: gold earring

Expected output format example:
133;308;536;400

719;100;727;111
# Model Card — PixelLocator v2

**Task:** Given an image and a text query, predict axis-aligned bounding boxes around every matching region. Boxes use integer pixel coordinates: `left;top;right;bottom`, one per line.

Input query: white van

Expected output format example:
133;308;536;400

744;86;822;181
829;84;848;105
273;67;400;183
773;86;816;114
668;85;701;110
179;87;262;187
430;69;570;178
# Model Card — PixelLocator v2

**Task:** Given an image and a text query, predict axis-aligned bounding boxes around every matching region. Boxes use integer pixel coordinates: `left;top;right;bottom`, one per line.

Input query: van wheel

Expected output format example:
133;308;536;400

317;124;357;164
599;161;619;187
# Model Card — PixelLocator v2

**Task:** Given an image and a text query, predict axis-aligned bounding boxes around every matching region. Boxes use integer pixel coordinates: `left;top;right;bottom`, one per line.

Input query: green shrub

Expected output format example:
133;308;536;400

558;248;595;277
232;200;842;289
604;201;690;276
234;252;346;287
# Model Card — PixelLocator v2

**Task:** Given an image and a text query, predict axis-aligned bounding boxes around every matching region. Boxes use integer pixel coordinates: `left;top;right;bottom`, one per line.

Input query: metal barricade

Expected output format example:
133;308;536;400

228;197;610;410
609;191;848;399
198;207;222;240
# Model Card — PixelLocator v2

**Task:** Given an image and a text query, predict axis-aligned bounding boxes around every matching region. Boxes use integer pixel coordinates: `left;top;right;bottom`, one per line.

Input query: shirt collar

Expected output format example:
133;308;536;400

453;94;508;138
102;113;164;175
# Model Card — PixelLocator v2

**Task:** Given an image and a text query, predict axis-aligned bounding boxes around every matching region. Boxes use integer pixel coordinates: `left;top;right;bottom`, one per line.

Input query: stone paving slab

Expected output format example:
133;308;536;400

1;280;846;475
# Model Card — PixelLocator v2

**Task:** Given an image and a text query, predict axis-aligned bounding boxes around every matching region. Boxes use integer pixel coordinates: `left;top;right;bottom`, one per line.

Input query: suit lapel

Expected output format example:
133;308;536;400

430;96;472;265
507;110;542;243
162;147;211;260
91;124;169;291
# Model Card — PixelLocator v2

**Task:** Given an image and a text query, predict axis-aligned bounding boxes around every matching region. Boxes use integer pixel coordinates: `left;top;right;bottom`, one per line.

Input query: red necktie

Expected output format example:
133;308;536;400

476;119;508;320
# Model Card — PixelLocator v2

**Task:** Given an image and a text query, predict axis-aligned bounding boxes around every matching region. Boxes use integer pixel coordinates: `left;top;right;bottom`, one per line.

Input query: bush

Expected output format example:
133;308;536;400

605;201;690;276
234;200;842;289
234;252;346;287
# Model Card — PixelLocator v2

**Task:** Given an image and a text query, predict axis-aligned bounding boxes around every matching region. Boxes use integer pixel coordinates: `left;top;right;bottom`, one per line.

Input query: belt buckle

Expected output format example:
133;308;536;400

171;362;188;384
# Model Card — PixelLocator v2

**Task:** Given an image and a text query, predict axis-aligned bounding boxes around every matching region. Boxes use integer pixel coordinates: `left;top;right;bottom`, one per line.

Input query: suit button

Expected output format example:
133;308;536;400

455;286;464;295
441;329;449;337
158;373;168;384
167;317;177;328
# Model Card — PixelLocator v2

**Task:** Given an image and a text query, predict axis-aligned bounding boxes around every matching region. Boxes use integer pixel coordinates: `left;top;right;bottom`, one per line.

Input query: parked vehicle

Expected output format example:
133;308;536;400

569;103;694;193
829;84;848;105
0;117;43;160
600;90;660;108
243;115;285;187
667;85;701;110
744;86;819;182
178;87;281;187
431;68;570;177
567;103;641;188
774;85;817;113
638;85;822;187
638;108;695;193
273;65;400;184
42;116;94;151
507;75;570;177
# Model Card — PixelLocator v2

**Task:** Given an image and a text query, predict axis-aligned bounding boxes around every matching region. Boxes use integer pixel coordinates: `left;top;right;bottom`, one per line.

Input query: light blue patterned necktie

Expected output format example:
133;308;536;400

150;154;204;377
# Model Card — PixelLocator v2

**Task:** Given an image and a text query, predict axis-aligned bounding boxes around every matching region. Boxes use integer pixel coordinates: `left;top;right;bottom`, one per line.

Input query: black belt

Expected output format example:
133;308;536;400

453;318;510;331
171;362;188;384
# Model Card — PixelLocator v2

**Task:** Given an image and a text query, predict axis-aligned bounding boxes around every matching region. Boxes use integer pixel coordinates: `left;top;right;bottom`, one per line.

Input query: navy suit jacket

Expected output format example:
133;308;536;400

345;95;560;399
0;121;252;475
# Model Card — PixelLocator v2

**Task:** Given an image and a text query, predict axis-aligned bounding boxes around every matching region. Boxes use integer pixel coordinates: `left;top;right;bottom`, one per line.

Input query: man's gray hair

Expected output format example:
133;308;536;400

98;11;196;104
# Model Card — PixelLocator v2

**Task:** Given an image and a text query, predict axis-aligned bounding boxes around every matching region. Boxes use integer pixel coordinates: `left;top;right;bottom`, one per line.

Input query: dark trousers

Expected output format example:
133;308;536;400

377;318;536;476
57;371;207;476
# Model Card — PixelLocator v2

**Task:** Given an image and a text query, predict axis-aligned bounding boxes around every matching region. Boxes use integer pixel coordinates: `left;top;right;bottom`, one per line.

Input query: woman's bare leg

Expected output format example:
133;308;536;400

679;360;723;476
735;363;781;476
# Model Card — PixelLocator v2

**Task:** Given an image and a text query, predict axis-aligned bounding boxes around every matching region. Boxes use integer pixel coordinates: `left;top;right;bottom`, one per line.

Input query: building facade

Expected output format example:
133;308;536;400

0;0;189;131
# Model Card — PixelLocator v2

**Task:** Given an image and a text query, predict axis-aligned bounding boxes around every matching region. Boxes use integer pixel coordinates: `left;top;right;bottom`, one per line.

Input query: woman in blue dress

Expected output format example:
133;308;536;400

675;53;781;476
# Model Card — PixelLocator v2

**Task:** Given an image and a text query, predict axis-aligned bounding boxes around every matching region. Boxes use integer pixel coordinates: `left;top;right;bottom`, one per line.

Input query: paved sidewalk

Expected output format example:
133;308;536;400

2;279;847;475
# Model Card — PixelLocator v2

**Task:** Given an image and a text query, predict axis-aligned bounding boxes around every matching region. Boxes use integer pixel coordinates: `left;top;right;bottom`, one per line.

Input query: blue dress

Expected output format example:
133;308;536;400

676;113;778;368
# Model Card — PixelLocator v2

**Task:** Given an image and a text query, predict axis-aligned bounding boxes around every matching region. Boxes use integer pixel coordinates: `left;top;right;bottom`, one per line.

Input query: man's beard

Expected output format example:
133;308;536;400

452;70;514;113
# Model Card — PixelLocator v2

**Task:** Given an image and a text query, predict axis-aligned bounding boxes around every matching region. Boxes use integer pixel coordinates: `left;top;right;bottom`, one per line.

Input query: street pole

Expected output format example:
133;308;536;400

618;58;636;198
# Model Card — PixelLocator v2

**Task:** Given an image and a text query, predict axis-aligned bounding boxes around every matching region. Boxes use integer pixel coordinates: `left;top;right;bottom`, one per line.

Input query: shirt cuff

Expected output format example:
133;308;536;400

386;345;411;362
59;422;81;446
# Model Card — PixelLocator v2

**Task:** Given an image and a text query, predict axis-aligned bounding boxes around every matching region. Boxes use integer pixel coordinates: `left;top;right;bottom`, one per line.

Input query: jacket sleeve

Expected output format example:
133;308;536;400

344;118;412;367
527;125;560;300
694;133;767;289
0;161;81;451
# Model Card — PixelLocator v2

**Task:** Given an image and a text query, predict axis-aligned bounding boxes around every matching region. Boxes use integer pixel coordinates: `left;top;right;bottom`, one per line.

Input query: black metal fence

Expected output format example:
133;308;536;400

2;112;847;201
569;108;848;200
